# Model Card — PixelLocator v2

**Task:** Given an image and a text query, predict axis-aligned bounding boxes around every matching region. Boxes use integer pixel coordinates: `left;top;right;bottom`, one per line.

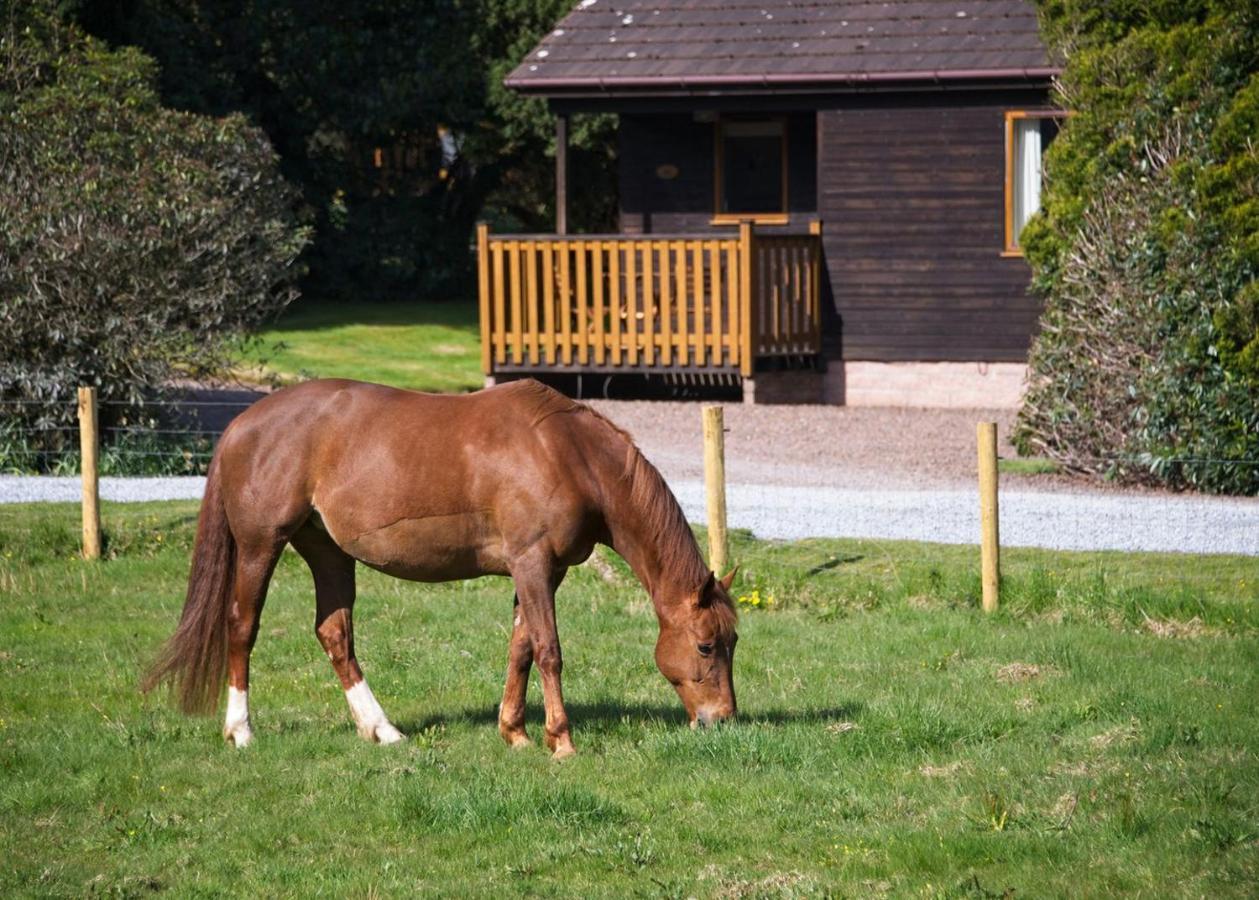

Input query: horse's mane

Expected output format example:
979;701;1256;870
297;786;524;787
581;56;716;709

505;379;736;636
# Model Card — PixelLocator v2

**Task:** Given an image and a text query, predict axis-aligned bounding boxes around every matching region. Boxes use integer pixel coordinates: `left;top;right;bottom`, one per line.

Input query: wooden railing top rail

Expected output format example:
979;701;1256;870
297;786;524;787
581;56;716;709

486;233;743;243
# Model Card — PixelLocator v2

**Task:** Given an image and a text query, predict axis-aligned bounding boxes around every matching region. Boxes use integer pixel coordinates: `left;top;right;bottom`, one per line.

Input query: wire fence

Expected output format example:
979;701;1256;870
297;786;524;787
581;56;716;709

0;394;258;476
1;391;1256;567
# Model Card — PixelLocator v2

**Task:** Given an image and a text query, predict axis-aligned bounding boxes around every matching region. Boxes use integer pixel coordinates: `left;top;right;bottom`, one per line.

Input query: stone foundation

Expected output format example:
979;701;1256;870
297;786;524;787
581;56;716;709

823;361;1027;408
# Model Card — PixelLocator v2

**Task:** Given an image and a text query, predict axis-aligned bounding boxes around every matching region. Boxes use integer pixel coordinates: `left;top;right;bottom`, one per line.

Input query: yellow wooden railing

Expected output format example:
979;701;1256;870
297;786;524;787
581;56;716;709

477;222;821;378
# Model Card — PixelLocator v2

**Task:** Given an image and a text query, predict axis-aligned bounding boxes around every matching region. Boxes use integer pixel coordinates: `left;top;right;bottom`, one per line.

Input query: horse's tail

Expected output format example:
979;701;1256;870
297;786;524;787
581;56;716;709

141;454;236;715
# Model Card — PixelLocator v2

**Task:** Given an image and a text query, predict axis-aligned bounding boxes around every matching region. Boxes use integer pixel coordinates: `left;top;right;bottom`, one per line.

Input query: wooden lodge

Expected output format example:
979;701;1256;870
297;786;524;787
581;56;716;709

478;0;1062;405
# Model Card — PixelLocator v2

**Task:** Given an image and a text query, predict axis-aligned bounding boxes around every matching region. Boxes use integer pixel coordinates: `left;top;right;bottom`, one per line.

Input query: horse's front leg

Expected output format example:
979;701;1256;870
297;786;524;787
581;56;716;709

511;557;575;759
499;569;567;750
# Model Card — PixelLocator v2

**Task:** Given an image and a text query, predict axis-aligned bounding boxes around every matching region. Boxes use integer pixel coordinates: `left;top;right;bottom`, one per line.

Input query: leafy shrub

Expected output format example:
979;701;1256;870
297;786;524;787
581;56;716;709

1017;4;1259;493
0;2;309;449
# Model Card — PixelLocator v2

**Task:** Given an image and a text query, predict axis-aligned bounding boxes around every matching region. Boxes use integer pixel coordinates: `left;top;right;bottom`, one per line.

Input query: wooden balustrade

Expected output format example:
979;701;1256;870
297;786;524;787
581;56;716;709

477;222;821;378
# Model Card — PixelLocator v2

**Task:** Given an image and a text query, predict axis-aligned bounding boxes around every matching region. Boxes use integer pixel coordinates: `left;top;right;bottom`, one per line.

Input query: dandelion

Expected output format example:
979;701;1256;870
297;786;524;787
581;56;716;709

736;589;774;609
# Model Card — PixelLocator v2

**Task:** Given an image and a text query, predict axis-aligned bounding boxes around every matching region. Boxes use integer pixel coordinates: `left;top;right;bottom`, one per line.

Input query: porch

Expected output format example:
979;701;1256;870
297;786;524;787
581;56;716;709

475;222;823;393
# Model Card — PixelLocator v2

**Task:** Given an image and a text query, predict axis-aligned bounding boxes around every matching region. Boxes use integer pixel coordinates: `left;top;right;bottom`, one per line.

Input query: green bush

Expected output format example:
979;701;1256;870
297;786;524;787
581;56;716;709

0;2;309;450
1017;4;1259;494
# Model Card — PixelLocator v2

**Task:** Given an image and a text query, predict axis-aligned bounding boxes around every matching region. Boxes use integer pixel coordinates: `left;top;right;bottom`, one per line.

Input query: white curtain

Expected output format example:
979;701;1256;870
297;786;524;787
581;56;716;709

1013;118;1042;246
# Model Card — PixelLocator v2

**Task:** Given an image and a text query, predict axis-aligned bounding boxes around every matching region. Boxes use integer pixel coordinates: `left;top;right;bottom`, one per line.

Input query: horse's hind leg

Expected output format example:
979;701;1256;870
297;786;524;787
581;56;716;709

499;569;566;749
497;595;534;748
290;524;404;744
224;541;284;748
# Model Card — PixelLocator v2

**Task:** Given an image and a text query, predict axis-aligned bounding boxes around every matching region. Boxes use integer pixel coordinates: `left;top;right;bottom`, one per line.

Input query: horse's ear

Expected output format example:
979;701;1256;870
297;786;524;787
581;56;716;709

697;571;717;608
719;567;738;592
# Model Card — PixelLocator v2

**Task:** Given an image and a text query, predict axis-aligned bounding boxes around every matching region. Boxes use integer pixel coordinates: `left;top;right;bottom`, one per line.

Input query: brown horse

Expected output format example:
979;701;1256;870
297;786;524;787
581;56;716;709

143;378;737;757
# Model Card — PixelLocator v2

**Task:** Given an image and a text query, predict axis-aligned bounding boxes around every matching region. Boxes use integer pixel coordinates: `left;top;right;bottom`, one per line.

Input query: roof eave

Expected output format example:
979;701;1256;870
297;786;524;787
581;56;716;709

505;66;1062;97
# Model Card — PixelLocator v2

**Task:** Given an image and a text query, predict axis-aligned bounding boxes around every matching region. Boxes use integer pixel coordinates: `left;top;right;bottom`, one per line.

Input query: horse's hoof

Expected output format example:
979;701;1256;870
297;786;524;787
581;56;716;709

508;735;532;750
550;744;577;761
224;726;253;748
374;723;406;745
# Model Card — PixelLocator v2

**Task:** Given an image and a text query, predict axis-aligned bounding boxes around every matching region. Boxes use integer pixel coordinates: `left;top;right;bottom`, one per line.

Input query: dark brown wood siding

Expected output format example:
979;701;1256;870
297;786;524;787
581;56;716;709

618;112;817;234
818;91;1047;362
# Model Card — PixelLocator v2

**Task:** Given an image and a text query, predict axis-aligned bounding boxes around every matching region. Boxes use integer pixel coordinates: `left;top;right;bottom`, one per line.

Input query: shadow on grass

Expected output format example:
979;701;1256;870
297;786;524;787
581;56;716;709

400;701;863;735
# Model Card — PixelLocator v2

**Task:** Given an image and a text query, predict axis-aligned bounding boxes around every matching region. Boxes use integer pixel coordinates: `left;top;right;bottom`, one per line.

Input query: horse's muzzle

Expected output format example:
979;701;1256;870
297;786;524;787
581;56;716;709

693;706;736;728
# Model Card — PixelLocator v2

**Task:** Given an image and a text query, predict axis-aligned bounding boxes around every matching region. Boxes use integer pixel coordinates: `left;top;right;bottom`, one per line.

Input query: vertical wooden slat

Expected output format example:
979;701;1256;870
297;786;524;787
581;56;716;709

785;242;795;347
765;241;775;349
642;243;656;365
592;242;606;365
508;241;523;363
810;220;823;353
476;223;491;375
693;242;705;366
576;240;589;364
675;240;688;364
739;223;754;377
708;241;723;366
559;241;572;364
626;243;639;365
543;242;556;364
726;242;739;366
525;242;539;364
659;240;672;365
492;240;506;365
610;243;623;365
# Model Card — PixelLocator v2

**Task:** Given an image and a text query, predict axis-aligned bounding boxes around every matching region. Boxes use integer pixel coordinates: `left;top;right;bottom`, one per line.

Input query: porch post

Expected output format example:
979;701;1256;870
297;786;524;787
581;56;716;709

555;113;569;235
739;221;757;403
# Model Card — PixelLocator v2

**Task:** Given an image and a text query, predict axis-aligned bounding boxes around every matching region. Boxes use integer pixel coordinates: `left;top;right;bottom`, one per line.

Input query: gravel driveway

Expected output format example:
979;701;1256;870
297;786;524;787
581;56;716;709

3;400;1257;555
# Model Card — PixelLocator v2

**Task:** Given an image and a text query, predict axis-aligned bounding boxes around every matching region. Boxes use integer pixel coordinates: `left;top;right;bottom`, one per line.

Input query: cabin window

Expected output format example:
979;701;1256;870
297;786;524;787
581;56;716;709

1004;111;1062;254
714;119;788;224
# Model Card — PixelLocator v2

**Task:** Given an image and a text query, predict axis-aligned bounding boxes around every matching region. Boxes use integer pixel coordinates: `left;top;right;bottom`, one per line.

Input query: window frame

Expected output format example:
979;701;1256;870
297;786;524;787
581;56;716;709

712;116;790;225
1003;109;1065;257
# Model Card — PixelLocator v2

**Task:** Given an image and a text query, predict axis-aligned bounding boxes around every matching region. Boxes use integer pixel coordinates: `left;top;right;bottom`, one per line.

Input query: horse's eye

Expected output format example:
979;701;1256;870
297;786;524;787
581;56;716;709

697;643;714;656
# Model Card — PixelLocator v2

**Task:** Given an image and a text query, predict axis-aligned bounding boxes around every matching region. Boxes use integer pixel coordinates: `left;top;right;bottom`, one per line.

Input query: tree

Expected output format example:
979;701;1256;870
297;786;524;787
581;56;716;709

79;0;617;302
0;1;309;439
1016;2;1259;493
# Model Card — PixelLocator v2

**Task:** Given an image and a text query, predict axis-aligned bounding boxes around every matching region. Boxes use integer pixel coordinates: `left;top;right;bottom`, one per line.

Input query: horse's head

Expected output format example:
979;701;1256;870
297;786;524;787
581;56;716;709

655;569;738;727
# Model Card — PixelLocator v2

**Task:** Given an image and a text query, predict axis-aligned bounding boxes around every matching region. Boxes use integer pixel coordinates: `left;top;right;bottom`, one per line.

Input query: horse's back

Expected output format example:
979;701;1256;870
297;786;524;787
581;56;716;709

215;379;599;579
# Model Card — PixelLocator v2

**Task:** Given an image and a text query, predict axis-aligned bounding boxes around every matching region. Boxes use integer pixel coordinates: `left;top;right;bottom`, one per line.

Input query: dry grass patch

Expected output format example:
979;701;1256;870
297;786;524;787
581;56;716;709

712;871;819;899
918;761;964;778
1090;718;1142;751
995;662;1059;683
1141;614;1217;639
826;721;860;735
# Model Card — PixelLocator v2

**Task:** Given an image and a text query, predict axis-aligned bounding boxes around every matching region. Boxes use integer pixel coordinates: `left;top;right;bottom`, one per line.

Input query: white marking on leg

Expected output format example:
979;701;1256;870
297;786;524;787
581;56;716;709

345;679;404;744
224;686;253;748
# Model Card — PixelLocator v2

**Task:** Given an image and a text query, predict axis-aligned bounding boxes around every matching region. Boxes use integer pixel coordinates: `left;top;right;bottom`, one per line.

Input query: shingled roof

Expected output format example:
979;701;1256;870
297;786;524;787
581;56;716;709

506;0;1057;96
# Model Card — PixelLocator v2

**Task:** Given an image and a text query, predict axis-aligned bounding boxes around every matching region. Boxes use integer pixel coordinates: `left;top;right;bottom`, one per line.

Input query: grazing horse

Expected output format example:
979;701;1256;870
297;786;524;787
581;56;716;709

143;378;737;756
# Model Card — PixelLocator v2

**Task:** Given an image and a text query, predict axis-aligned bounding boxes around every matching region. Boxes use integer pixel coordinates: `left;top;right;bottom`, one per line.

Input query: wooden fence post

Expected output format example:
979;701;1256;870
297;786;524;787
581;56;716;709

977;421;1000;612
702;405;729;575
78;387;101;560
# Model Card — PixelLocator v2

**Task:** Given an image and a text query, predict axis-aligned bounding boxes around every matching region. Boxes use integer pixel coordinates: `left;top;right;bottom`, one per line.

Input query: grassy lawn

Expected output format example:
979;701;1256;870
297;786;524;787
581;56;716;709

238;299;482;392
1;501;1256;896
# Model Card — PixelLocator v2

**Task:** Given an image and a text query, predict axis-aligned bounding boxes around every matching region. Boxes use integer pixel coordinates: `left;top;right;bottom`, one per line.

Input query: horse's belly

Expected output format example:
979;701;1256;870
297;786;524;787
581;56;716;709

335;511;508;581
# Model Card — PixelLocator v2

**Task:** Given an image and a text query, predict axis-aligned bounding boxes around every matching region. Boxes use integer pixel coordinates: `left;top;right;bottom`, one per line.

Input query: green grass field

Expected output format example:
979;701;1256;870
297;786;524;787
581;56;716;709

1;501;1256;897
239;300;482;392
